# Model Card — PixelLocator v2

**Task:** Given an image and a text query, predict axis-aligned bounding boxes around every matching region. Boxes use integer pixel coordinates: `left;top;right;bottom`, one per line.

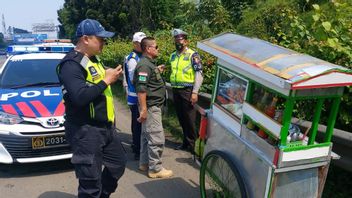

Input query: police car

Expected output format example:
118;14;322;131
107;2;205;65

0;42;74;163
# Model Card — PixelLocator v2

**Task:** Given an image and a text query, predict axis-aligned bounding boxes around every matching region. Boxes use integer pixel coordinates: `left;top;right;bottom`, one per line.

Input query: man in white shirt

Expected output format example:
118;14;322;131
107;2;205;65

123;32;146;160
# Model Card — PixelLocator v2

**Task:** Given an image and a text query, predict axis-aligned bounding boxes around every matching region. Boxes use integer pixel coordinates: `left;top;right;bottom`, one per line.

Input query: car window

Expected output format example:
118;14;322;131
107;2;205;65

0;59;60;88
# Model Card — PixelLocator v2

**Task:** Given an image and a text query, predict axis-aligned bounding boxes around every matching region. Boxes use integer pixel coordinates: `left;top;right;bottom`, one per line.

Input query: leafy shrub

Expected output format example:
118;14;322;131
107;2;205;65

100;29;217;93
238;0;352;130
236;0;298;40
221;0;255;25
100;38;131;67
100;0;351;130
272;2;352;67
270;1;352;130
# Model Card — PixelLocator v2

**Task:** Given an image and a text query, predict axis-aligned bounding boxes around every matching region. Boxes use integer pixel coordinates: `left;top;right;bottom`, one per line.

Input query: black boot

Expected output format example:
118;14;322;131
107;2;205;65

100;192;110;198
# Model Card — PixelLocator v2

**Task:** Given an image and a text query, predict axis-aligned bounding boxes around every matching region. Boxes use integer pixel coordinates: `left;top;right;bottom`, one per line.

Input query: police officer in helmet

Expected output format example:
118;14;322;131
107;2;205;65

57;19;126;198
169;29;204;152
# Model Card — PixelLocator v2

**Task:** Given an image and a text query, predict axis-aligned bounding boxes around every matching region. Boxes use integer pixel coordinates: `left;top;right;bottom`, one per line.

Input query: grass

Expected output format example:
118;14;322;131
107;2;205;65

162;100;183;141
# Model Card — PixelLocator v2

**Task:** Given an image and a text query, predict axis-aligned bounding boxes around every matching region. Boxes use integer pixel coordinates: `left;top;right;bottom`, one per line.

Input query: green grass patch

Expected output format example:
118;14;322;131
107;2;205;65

162;101;183;142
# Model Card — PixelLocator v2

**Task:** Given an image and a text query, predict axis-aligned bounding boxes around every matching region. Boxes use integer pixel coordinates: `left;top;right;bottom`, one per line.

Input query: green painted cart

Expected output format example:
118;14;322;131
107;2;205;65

196;33;352;198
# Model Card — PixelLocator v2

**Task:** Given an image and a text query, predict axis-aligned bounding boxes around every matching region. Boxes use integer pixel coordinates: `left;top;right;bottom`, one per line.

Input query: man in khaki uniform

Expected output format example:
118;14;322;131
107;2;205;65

134;37;173;178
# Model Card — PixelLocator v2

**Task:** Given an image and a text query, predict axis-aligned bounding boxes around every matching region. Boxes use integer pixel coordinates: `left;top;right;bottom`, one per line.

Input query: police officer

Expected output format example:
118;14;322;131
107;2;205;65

169;29;203;152
134;37;173;178
123;32;146;160
57;19;126;198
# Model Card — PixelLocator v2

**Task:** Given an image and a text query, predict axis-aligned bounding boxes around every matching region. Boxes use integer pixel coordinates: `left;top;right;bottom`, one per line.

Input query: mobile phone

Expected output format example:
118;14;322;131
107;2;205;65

116;64;122;70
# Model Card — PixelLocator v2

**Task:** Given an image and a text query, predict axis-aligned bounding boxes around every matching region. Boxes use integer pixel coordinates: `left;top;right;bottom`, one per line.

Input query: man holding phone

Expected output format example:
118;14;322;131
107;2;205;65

57;19;126;198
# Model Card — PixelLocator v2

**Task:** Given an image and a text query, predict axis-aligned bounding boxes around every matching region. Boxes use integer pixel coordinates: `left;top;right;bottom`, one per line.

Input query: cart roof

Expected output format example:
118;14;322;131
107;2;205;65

197;33;352;90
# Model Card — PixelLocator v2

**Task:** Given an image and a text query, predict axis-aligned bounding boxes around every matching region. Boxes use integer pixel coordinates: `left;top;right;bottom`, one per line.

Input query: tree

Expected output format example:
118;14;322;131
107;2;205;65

0;33;6;48
58;0;130;39
140;0;182;31
57;0;183;39
197;0;233;34
220;0;254;25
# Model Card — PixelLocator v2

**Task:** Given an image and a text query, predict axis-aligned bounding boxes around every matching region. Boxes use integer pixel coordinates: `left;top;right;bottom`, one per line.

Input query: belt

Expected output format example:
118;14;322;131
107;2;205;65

88;120;114;128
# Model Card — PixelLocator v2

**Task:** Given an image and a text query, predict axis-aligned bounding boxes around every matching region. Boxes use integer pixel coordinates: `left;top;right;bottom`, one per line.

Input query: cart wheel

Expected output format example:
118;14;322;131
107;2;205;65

200;150;248;198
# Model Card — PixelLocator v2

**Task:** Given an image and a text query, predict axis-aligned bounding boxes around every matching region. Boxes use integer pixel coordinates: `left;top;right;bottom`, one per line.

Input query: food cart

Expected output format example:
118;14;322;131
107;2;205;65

195;33;352;198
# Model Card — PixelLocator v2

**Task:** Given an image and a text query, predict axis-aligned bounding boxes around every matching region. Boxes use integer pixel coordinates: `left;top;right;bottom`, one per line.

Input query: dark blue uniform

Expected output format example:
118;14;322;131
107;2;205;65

57;50;126;198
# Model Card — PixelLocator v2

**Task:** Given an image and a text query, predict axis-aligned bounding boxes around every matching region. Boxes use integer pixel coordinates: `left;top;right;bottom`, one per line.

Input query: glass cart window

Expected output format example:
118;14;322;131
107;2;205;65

215;69;248;119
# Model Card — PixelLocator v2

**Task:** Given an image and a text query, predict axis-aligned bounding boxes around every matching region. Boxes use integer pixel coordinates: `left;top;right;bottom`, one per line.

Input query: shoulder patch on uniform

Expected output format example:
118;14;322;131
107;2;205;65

171;53;176;61
192;53;203;71
193;55;201;64
138;72;148;82
139;72;148;76
88;66;98;76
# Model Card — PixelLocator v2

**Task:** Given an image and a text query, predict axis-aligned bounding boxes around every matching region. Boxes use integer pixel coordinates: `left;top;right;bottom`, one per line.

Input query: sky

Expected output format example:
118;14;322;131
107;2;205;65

0;0;65;33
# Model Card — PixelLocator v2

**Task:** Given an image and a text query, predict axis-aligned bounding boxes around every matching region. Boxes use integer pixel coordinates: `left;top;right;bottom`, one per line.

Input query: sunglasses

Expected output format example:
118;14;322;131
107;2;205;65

149;45;158;50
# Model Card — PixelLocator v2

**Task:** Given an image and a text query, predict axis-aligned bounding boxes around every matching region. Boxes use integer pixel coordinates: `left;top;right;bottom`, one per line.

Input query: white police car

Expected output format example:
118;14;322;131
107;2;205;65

0;43;74;163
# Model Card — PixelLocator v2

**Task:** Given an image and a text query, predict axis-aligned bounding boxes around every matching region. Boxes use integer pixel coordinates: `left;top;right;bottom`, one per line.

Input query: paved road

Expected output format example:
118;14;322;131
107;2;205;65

0;97;201;198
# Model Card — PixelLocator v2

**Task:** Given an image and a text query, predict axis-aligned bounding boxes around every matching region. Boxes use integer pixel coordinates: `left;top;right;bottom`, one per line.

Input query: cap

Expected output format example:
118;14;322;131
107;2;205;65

172;29;188;38
76;19;115;38
132;32;146;43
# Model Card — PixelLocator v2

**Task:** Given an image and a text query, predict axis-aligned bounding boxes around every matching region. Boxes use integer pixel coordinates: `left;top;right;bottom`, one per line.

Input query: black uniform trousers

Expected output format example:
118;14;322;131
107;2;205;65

129;104;141;156
172;87;197;150
65;121;127;198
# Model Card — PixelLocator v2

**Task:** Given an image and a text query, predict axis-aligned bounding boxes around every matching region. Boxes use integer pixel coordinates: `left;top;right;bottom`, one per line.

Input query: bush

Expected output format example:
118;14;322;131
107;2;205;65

236;0;298;40
101;0;351;130
100;29;217;93
100;38;131;67
269;1;352;131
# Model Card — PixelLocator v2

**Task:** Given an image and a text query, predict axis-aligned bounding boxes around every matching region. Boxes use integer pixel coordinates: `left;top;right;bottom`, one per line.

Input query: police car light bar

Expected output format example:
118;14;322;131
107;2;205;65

7;44;74;54
7;45;39;53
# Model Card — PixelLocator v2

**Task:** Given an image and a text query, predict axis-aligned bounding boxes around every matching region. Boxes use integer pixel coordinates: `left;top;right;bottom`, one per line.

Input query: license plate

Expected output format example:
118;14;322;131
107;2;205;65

32;135;67;149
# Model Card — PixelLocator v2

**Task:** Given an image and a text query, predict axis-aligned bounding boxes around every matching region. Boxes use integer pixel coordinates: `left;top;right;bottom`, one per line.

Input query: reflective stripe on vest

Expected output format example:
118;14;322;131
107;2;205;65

124;52;140;105
79;56;115;123
170;48;195;88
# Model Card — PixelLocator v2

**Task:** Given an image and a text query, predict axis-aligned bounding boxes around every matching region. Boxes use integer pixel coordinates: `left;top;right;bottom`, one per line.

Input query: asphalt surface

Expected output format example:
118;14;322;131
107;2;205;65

0;86;201;198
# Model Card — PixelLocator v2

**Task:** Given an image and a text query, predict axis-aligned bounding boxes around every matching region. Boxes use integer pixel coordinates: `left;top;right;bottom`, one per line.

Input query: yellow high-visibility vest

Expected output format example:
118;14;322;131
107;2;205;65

56;56;115;123
82;56;115;123
169;48;195;87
